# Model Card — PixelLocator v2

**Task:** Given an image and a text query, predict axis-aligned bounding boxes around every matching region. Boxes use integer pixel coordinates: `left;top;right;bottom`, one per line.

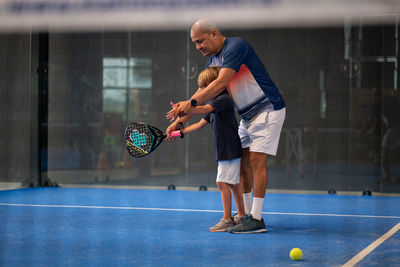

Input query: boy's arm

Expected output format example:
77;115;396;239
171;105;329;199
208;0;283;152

180;105;214;135
165;114;194;138
181;119;209;135
166;103;213;139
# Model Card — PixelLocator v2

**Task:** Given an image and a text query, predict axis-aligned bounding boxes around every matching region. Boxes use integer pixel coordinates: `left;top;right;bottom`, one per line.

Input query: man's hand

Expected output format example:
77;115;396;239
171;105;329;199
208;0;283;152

176;100;193;117
166;100;194;120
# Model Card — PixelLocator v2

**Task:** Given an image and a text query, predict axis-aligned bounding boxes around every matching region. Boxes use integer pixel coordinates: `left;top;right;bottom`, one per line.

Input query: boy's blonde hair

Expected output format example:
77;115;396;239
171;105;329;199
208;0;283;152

198;67;221;88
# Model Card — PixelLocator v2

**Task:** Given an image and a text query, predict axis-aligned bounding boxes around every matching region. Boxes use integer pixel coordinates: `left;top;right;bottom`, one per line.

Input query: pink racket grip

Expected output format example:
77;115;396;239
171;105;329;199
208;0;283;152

171;130;183;138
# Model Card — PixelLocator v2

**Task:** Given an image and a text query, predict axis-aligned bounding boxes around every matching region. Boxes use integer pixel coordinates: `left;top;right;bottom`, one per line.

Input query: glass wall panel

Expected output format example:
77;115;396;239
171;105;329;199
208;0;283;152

0;33;35;190
46;31;192;186
44;23;400;193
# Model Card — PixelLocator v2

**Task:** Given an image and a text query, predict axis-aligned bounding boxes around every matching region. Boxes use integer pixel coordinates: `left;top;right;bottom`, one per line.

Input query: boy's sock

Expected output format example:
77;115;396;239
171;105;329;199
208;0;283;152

251;197;264;221
243;192;252;215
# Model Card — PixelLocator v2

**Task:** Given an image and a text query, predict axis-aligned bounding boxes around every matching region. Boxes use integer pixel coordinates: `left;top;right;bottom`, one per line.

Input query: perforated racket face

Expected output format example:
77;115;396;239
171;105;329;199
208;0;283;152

124;122;165;158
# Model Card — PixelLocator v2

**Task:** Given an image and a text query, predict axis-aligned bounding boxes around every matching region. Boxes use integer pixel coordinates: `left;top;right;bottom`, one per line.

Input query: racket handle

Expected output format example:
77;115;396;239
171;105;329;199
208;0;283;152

171;130;184;138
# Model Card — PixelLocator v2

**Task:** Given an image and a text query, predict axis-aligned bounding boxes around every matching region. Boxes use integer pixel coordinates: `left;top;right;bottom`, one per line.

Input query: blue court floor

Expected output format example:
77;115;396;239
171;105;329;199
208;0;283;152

0;187;399;266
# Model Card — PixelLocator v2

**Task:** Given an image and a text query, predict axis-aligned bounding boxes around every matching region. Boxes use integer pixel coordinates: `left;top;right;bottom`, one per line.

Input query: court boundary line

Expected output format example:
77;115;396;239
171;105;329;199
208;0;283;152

61;184;400;197
1;202;400;219
342;223;400;267
2;184;400;197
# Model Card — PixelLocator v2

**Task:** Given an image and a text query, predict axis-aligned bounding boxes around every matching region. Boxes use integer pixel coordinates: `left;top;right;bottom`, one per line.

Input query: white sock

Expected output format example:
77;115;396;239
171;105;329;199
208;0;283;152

251;197;264;221
243;192;252;215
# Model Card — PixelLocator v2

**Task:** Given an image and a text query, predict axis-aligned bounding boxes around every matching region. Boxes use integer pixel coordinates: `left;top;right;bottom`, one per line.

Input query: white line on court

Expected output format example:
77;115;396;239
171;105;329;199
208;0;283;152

1;202;400;219
342;223;400;267
263;211;400;219
0;203;221;213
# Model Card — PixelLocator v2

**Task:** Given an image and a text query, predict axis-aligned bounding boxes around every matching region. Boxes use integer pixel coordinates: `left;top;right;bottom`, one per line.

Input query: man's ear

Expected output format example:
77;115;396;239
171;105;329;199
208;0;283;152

210;29;218;39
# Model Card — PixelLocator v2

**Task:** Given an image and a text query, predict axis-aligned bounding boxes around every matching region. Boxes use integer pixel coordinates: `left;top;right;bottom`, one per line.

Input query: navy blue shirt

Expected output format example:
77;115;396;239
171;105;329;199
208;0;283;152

206;37;286;121
204;91;242;161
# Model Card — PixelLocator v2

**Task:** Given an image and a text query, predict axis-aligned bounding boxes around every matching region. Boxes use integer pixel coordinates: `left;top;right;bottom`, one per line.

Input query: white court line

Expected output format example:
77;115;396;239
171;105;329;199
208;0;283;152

1;203;400;219
342;223;400;267
0;203;221;213
263;211;400;220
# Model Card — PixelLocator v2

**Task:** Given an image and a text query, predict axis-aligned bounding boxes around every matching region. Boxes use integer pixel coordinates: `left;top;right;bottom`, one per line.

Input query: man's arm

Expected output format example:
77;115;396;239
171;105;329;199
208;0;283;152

165;86;205;121
173;68;236;118
192;68;236;105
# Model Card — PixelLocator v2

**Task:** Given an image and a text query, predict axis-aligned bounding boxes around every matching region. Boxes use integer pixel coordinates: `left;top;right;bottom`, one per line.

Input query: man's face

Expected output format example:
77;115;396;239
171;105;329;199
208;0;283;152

190;29;217;56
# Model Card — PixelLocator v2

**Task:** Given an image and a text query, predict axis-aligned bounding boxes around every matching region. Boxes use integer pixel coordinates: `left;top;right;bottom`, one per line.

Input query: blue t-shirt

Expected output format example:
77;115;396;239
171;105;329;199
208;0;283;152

204;91;242;161
206;37;286;121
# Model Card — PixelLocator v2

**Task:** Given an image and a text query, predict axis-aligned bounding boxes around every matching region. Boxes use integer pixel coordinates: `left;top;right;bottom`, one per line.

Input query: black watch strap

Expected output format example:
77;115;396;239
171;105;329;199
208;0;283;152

177;122;184;138
190;99;198;107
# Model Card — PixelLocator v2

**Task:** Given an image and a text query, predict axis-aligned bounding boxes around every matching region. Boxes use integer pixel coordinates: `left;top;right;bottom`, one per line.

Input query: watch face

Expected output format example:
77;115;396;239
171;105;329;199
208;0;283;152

191;99;197;107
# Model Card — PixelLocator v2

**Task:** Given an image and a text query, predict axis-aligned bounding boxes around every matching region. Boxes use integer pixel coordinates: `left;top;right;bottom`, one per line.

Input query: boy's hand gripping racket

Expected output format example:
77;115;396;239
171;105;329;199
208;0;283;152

124;122;183;158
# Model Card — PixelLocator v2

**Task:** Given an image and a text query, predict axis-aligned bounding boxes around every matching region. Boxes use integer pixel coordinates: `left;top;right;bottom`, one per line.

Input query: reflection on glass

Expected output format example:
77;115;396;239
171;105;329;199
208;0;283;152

102;57;152;121
103;68;128;88
37;27;400;193
98;56;153;171
103;89;126;114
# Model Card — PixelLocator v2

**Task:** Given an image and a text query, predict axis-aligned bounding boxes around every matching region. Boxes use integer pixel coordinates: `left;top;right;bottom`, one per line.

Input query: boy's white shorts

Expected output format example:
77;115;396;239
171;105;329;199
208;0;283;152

216;158;241;185
239;108;286;156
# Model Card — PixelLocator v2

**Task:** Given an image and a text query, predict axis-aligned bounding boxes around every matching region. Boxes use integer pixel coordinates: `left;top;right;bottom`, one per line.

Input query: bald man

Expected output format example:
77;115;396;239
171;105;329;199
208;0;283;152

166;20;286;234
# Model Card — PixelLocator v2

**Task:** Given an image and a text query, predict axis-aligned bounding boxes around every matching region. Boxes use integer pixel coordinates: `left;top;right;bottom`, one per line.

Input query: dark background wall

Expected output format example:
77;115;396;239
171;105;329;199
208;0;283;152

1;24;399;193
0;34;33;185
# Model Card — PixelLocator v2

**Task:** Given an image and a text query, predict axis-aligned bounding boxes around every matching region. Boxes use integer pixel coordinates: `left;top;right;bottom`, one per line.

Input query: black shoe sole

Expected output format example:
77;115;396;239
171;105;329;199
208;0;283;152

228;228;267;234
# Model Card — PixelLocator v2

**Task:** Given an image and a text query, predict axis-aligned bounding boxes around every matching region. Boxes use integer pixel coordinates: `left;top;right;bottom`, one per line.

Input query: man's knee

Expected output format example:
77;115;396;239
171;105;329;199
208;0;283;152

249;152;267;170
217;182;228;190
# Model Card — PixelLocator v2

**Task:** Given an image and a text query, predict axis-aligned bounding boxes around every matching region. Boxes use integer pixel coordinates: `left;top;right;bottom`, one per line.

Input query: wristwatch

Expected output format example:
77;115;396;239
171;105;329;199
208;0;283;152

190;99;198;107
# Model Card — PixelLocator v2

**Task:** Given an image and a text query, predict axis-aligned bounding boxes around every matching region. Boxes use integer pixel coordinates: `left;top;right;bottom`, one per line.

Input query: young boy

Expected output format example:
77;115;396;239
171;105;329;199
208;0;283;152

175;66;246;232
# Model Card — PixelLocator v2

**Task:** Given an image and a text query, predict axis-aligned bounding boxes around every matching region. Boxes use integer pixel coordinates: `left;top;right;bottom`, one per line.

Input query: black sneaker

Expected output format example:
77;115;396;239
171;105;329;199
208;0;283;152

233;213;247;224
228;214;266;234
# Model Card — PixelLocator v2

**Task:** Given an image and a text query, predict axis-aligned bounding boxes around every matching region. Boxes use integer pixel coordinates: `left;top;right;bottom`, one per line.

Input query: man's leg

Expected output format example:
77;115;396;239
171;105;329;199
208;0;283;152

228;151;268;233
249;151;268;221
229;108;285;234
240;148;253;214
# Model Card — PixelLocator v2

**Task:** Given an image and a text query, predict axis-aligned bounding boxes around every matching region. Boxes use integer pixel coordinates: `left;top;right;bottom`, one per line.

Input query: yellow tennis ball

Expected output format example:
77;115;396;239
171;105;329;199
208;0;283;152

290;248;303;261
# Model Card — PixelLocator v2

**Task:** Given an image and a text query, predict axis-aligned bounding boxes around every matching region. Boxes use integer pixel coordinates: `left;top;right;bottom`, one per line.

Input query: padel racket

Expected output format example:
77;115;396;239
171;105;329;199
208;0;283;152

124;122;183;158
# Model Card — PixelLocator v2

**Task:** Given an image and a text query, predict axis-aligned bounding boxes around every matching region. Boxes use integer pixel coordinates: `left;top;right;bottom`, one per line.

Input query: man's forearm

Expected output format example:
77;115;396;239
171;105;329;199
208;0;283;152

191;79;226;105
191;68;236;104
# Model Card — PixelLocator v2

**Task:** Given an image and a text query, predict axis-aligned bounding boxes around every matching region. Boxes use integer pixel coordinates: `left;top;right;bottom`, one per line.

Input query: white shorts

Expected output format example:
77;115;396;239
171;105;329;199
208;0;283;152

216;158;241;184
239;107;286;156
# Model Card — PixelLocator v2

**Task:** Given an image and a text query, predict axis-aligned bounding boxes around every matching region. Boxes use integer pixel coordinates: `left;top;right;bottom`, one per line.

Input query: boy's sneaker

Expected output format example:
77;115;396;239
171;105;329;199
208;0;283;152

233;213;247;224
209;218;235;232
228;214;267;234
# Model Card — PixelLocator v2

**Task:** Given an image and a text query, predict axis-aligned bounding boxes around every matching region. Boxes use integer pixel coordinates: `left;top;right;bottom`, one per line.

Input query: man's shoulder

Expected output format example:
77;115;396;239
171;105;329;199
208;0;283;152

227;36;245;42
223;37;251;56
226;37;248;48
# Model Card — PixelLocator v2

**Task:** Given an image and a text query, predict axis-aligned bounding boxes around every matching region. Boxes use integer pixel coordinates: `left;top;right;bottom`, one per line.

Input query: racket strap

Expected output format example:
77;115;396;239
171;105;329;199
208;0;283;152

177;122;184;138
